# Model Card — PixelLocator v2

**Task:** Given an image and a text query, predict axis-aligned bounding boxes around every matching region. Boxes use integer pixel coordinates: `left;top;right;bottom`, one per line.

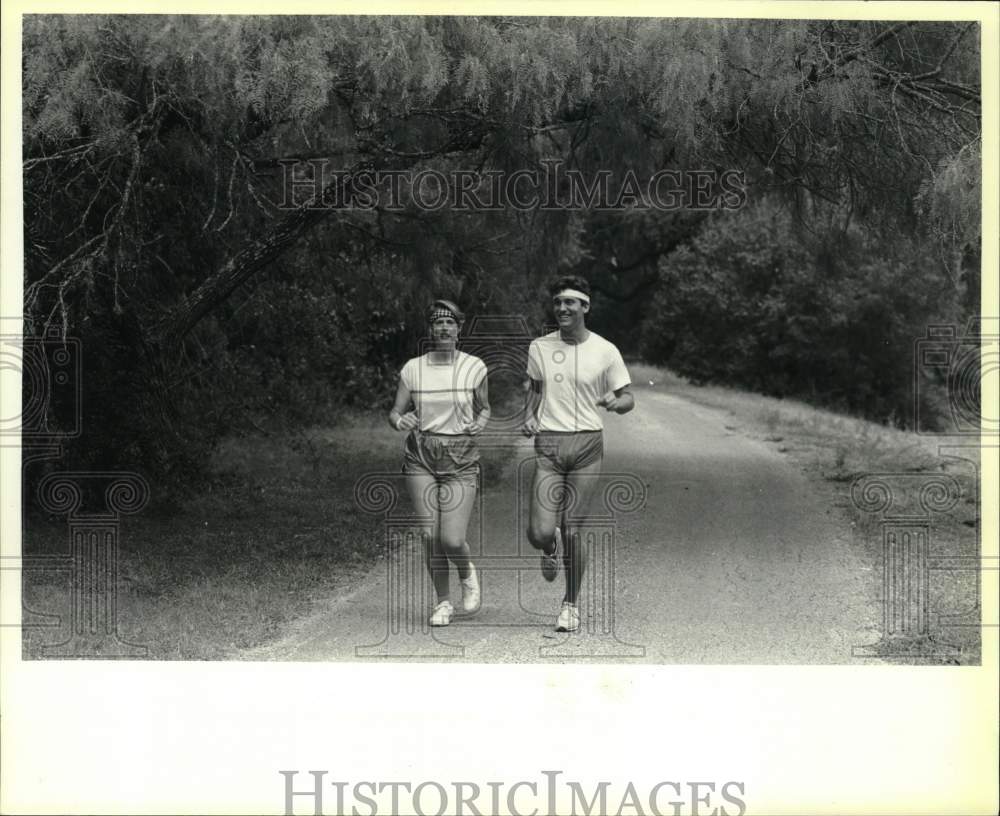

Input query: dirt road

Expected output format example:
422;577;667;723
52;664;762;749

248;385;881;663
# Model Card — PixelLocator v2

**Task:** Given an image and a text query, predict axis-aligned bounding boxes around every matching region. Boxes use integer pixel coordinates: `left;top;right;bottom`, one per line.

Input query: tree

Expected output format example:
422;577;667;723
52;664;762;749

21;16;982;480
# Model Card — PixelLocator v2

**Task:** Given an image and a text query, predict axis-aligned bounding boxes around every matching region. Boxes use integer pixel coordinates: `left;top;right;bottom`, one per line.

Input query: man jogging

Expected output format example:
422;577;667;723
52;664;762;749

522;275;634;632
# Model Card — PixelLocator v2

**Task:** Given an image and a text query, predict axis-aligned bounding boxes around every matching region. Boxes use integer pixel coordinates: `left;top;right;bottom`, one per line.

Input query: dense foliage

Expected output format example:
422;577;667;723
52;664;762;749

21;16;981;486
639;200;959;424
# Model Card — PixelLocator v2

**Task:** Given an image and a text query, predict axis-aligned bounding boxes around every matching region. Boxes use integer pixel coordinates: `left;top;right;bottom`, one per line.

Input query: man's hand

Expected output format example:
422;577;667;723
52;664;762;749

597;389;634;414
596;393;621;412
522;415;540;437
396;411;419;431
467;417;487;435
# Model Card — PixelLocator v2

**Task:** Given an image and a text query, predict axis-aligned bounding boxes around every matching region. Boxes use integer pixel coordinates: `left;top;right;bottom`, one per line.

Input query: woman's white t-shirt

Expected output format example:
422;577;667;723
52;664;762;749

526;331;630;432
400;351;488;434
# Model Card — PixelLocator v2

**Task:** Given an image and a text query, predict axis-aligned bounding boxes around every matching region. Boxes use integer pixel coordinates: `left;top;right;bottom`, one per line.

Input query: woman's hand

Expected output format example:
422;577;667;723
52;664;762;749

389;378;417;431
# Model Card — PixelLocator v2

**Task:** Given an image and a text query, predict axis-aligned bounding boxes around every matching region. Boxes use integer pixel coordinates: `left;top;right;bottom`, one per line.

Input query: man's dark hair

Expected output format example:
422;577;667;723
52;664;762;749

547;275;591;299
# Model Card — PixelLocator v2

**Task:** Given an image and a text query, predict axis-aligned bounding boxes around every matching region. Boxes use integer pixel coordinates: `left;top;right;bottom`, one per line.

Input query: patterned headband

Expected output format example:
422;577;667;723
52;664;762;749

429;308;459;322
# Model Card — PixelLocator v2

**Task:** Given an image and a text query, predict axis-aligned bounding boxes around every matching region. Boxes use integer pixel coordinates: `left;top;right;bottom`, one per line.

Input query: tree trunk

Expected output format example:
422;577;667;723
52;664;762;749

153;163;373;351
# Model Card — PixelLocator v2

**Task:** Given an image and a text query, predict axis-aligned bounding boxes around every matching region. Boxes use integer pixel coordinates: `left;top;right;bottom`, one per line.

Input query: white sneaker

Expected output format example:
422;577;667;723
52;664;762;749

540;527;561;582
429;600;454;627
555;602;580;632
460;564;481;613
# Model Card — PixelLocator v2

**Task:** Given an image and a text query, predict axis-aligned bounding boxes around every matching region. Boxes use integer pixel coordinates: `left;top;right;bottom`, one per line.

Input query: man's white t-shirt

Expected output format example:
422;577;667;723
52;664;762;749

526;331;631;432
401;351;487;434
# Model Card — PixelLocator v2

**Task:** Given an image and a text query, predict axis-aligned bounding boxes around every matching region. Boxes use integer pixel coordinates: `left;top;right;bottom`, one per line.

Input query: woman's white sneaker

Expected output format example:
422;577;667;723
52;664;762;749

429;600;454;627
460;564;481;613
555;602;580;632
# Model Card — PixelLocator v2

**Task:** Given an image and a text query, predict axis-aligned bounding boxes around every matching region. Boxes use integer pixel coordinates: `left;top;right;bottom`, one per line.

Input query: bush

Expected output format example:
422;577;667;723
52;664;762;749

639;199;965;427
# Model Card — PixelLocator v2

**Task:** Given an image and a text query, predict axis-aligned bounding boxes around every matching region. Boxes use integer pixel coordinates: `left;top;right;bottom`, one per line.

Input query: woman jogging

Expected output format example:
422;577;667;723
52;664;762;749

389;299;490;627
522;276;635;632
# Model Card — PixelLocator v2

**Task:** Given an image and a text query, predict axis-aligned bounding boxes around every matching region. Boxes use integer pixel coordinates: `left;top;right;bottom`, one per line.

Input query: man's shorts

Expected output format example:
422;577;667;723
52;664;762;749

403;431;480;486
534;430;604;474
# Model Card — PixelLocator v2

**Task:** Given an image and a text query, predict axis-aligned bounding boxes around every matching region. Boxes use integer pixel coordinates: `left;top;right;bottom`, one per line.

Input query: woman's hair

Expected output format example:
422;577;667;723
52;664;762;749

426;298;465;324
547;275;592;300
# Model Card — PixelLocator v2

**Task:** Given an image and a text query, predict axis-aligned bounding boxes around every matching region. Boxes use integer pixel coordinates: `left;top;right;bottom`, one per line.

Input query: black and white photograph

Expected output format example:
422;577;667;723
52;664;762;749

2;4;998;815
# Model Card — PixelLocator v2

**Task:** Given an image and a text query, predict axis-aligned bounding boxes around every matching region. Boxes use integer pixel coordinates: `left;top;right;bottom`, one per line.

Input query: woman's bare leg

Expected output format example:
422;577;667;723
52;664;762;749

405;472;449;602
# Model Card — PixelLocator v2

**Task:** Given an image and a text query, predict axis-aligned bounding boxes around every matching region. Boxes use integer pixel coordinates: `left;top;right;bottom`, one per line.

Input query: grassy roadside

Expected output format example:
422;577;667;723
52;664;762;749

629;362;974;478
22;393;525;661
630;362;981;665
22;415;400;659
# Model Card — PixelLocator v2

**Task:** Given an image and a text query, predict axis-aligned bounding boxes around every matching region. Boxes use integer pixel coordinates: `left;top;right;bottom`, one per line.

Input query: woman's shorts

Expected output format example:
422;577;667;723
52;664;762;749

403;431;480;486
534;430;604;473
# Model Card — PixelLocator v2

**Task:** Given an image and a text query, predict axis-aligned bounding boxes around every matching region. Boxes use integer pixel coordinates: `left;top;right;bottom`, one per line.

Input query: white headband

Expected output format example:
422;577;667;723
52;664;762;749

554;288;591;304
